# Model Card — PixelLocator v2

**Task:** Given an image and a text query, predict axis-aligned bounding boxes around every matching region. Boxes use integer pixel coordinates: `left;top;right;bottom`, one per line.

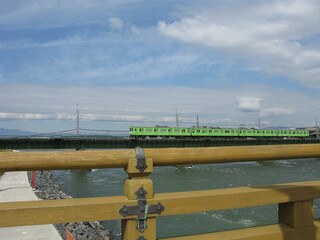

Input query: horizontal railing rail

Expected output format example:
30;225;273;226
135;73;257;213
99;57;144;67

1;144;320;171
1;144;320;239
1;181;320;228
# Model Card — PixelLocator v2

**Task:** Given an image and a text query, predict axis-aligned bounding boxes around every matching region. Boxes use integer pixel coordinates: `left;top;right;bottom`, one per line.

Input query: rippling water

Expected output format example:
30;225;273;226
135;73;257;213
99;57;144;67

51;158;320;239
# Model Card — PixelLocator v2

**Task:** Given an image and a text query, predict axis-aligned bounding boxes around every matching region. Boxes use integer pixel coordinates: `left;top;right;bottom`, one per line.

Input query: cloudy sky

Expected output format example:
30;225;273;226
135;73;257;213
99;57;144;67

1;0;320;133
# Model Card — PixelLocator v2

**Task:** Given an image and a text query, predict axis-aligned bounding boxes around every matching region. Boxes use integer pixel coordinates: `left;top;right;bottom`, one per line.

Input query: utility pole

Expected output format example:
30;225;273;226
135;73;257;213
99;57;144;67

176;111;179;128
258;113;261;129
316;116;319;139
196;115;199;127
76;104;80;137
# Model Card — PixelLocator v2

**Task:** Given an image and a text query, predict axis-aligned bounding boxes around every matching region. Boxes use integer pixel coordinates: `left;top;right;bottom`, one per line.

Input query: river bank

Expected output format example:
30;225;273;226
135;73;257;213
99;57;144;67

27;171;112;240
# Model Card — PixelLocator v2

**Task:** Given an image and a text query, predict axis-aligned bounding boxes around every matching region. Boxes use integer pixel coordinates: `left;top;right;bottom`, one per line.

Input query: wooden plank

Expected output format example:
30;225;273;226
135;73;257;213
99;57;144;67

0;149;135;171
1;144;320;171
0;195;133;227
147;181;320;217
1;181;320;228
146;144;320;166
279;200;314;228
158;220;320;240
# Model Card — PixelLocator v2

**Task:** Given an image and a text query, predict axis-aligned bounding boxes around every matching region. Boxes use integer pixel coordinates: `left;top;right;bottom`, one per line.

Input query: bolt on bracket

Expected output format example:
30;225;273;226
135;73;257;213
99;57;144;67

119;187;165;233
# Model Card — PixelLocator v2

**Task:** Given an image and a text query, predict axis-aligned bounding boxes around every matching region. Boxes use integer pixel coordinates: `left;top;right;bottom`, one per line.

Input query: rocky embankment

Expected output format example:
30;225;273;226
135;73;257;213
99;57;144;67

28;171;112;240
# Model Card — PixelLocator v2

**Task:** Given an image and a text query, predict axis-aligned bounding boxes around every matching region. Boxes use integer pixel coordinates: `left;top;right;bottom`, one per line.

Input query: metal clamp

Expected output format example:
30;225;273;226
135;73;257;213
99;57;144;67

135;147;147;173
119;187;165;233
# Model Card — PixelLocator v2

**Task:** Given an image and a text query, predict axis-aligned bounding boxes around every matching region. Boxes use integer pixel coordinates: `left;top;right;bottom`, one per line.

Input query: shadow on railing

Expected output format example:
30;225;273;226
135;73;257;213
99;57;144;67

1;144;320;240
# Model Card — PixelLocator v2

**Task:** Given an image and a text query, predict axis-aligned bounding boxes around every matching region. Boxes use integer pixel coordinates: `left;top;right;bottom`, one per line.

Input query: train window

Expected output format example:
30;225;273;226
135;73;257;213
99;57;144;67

214;130;219;133
248;131;251;133
175;129;180;133
130;128;133;131
154;129;158;132
187;129;190;132
135;128;137;131
202;130;207;133
139;128;143;132
192;130;195;133
146;129;152;132
220;130;223;133
231;130;234;133
209;130;212;133
168;129;172;132
182;129;185;133
197;130;200;133
257;131;260;133
161;129;166;132
271;131;273;134
225;130;230;133
266;131;269;133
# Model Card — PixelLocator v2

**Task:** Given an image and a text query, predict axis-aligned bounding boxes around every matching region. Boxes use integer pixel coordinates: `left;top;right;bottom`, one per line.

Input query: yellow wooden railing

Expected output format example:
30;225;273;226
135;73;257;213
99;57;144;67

1;144;320;240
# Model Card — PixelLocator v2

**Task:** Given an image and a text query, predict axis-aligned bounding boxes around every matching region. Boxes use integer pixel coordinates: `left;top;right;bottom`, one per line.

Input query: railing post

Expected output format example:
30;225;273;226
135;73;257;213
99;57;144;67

279;200;314;228
121;148;156;240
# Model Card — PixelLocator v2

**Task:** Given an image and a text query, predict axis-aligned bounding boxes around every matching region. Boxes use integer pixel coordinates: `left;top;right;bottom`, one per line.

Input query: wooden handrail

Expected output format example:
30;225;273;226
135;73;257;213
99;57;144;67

159;221;320;240
1;144;320;171
1;180;320;228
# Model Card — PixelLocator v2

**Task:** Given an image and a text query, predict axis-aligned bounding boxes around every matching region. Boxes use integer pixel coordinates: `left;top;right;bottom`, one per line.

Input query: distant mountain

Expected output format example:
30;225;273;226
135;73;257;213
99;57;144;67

0;128;36;137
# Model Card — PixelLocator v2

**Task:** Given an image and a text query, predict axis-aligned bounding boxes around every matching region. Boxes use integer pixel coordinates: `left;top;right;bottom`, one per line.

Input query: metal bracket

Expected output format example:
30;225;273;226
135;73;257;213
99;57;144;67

135;147;147;173
138;236;147;240
119;187;165;233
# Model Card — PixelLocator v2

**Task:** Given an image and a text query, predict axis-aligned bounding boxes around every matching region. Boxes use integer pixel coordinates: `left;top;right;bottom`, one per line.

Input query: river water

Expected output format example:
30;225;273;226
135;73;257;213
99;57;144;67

51;158;320;239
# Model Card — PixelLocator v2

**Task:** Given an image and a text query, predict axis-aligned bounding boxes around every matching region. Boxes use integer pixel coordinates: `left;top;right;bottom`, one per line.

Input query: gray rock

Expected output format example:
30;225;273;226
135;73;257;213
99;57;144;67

28;171;111;240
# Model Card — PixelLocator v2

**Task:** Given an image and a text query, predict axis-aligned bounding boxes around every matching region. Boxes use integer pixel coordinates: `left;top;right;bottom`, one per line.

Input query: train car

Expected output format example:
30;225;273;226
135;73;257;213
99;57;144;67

191;128;238;138
129;126;190;138
129;126;309;139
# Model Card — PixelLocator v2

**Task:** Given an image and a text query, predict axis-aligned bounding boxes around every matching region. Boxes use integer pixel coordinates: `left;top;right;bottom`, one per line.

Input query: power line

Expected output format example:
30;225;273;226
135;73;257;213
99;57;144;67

79;128;128;133
13;129;77;138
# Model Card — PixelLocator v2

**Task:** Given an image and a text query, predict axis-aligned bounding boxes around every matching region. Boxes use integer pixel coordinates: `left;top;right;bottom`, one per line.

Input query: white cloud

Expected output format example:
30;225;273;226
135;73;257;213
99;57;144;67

131;25;141;34
0;112;50;120
0;36;85;50
238;97;261;112
108;17;123;30
261;108;294;118
11;49;200;84
158;0;320;89
0;0;140;30
0;83;318;132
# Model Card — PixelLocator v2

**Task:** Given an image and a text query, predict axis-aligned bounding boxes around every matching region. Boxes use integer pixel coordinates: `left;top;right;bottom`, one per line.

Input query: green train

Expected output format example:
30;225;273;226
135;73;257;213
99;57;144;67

129;126;309;139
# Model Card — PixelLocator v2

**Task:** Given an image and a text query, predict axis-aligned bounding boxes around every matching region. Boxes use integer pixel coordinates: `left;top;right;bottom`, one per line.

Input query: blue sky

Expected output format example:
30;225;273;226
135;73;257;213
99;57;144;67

1;0;320;133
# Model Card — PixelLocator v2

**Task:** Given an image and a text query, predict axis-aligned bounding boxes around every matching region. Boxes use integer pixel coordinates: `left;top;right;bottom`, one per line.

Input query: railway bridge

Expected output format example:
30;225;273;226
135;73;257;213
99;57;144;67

1;137;320;149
